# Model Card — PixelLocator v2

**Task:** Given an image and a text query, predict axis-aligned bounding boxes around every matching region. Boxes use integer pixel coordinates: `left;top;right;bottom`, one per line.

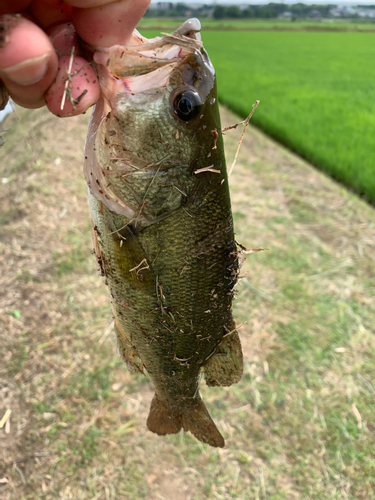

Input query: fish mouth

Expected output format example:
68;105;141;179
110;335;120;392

93;18;214;97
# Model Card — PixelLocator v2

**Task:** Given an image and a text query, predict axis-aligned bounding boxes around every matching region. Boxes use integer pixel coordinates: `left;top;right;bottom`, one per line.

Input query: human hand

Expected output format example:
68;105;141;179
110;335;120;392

0;0;151;117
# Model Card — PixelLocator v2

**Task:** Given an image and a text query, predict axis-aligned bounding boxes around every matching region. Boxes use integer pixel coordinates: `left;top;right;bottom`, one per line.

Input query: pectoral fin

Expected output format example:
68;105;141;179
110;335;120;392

110;223;154;289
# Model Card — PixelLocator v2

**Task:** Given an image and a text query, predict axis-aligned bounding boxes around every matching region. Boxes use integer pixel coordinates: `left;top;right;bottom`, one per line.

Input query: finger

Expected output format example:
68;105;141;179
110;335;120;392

48;22;81;56
0;1;32;16
66;0;115;6
29;0;72;30
71;0;151;47
46;22;100;116
0;81;9;110
45;55;100;116
0;15;58;108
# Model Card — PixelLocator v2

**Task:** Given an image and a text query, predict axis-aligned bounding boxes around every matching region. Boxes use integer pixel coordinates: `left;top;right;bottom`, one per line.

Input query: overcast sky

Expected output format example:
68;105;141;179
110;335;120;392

150;0;375;5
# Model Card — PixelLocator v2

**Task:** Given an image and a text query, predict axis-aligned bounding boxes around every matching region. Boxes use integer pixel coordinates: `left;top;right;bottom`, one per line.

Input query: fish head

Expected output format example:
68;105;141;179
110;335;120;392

93;19;222;166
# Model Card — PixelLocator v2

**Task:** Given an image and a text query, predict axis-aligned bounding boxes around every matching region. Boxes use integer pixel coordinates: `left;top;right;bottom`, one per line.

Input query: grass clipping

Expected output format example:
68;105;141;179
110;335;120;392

225;100;260;177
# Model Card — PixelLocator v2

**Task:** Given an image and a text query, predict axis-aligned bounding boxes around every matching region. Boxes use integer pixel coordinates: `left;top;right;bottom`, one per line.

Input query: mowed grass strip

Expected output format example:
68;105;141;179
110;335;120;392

197;31;375;203
1;106;374;499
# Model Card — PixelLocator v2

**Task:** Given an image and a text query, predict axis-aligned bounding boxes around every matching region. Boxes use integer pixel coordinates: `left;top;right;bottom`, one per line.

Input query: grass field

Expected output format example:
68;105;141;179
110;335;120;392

143;29;375;204
1;106;375;499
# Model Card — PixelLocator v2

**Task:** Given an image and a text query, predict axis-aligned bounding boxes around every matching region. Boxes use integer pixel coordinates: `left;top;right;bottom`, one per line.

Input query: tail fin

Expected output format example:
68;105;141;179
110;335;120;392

181;397;225;448
147;395;182;435
146;394;224;448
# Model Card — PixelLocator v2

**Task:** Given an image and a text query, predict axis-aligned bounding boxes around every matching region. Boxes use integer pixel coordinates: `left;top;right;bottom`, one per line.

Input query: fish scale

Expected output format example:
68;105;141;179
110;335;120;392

85;19;243;447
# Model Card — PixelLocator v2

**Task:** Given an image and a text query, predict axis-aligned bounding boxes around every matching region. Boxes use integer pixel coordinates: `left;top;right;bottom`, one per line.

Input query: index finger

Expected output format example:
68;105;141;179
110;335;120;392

71;0;151;47
0;1;32;16
26;0;150;46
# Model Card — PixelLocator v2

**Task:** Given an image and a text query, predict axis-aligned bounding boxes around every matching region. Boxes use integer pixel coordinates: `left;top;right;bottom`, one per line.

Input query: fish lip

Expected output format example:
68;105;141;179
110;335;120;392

93;18;203;74
94;20;214;102
173;18;202;40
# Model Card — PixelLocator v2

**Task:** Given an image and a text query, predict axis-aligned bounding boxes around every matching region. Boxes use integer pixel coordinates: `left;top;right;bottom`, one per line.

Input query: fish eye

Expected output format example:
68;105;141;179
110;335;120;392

173;90;202;121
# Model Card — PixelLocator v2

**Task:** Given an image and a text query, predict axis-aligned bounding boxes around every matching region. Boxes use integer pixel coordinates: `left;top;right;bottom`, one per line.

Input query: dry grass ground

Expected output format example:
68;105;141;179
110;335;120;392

0;105;374;500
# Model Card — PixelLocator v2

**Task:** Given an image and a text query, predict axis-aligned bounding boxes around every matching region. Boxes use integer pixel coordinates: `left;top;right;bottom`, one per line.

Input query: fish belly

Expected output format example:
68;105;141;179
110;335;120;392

89;169;243;447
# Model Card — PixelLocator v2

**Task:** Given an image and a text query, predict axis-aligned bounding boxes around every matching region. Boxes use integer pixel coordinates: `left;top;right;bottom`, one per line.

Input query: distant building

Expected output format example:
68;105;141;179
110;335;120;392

330;5;375;18
330;6;357;18
149;2;172;9
357;8;375;18
309;9;322;19
279;11;293;19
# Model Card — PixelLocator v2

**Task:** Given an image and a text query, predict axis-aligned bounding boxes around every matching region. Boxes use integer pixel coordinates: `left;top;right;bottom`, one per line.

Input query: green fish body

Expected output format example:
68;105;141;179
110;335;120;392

84;19;243;447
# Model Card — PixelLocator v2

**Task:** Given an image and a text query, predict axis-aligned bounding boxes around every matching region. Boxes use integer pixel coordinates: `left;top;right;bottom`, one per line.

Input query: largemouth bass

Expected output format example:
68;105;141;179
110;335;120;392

84;19;243;448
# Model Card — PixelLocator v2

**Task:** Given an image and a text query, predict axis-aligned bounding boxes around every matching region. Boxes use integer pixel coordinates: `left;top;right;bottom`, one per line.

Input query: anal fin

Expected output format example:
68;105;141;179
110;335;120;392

204;329;243;387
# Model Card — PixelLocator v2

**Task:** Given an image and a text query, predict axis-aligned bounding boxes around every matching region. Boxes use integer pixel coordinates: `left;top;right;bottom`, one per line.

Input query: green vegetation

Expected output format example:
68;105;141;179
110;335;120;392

145;28;375;202
212;3;332;19
143;3;375;23
202;31;375;203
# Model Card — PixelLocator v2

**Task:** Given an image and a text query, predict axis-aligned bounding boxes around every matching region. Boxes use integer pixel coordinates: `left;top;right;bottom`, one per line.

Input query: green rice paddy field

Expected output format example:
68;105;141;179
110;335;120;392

145;29;375;203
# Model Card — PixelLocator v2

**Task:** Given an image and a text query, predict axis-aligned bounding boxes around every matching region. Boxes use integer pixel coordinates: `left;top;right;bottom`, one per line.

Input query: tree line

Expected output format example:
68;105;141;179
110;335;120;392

145;3;335;19
214;4;333;19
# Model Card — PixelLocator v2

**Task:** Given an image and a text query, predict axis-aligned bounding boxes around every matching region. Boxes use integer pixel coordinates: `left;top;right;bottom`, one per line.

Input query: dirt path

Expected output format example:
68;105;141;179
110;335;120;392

0;106;374;499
